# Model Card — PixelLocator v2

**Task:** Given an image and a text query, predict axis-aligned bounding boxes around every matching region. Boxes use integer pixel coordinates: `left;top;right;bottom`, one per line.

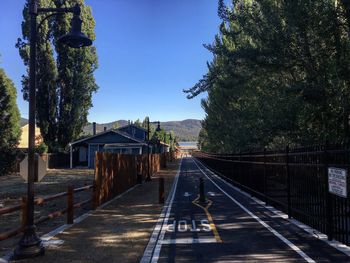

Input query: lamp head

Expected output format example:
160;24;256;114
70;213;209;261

58;4;92;48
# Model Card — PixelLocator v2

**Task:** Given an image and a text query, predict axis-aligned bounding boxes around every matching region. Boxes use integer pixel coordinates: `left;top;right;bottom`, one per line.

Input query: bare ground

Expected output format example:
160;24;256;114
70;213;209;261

0;169;94;257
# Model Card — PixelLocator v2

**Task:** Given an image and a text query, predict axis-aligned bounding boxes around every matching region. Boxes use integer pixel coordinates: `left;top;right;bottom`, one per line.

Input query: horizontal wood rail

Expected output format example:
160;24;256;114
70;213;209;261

0;184;93;241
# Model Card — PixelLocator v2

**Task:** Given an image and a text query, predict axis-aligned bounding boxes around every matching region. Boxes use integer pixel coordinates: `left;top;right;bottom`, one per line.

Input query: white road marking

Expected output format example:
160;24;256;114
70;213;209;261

183;192;191;197
192;158;316;263
196;159;350;258
161;237;217;244
140;159;182;263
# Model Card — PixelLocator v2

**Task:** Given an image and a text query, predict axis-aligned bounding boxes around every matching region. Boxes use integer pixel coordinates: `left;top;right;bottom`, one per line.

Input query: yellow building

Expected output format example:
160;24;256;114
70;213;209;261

18;124;43;148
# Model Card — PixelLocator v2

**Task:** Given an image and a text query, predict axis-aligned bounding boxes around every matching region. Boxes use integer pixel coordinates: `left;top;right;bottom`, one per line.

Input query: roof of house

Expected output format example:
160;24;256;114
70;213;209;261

70;129;145;146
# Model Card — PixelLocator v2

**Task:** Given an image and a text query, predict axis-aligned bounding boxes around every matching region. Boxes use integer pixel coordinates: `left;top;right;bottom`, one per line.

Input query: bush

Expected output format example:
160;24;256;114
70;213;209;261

0;149;20;176
35;142;48;154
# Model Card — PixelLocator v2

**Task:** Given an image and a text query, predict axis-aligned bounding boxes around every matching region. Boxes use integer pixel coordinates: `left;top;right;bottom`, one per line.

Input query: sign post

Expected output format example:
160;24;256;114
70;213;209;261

328;167;347;198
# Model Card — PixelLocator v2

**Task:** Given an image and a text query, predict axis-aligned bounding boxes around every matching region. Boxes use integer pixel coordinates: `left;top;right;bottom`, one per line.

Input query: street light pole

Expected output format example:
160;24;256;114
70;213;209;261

13;1;44;258
13;0;92;259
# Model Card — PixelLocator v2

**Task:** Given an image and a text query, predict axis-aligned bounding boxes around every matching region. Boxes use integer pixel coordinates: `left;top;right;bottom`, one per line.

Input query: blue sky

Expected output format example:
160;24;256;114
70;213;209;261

0;0;222;123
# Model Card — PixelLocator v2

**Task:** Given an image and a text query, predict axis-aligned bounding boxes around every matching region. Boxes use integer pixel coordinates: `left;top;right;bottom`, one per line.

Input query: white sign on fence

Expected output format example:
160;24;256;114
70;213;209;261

328;167;347;198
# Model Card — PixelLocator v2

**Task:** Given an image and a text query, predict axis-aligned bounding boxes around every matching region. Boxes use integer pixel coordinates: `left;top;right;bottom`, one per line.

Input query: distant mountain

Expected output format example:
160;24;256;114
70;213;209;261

20;118;202;141
83;119;202;141
160;119;201;141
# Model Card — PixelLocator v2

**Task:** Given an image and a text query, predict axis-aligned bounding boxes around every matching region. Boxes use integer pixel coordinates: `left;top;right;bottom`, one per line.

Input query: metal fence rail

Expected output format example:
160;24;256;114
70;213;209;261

193;144;350;246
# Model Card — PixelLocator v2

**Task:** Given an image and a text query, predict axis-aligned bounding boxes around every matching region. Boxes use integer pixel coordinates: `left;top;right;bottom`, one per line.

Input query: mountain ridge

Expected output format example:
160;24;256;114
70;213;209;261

20;118;201;141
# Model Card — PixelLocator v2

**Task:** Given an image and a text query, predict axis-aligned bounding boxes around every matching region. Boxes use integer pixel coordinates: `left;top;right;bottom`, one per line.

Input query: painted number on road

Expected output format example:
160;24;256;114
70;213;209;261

166;220;211;232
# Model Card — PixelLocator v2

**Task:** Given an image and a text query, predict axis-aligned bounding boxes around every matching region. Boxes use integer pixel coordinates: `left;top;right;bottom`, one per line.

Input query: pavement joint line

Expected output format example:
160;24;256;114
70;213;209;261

194;158;350;258
0;184;141;263
140;159;183;263
192;158;316;263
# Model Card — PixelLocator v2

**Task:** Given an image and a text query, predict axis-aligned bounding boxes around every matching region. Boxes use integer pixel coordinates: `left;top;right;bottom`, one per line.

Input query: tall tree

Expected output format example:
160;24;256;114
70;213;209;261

0;68;21;176
186;0;350;153
17;0;98;151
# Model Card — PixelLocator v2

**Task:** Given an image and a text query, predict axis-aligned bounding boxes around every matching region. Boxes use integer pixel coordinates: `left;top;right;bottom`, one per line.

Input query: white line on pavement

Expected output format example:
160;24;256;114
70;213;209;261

161;237;217;244
140;158;182;263
192;158;316;263
197;158;350;258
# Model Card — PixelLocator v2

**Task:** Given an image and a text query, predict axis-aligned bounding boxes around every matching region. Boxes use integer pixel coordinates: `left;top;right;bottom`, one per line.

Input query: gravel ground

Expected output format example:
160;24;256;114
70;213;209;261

0;169;94;257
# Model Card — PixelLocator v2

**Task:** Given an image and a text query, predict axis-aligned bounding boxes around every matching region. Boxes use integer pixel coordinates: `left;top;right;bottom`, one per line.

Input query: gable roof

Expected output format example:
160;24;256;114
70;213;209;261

70;129;145;146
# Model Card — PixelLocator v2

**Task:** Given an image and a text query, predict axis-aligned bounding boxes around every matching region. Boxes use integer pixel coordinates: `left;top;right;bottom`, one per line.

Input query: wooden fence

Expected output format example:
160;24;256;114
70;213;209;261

0;152;167;242
0;185;93;241
94;152;165;206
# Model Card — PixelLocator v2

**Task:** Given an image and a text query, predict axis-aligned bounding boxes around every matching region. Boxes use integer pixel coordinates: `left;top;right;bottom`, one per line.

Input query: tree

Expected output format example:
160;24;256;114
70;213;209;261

0;68;21;176
186;0;350;153
17;0;98;152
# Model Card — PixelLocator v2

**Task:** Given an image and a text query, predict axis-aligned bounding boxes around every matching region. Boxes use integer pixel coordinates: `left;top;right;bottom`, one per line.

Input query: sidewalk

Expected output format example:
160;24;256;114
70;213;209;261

13;160;180;263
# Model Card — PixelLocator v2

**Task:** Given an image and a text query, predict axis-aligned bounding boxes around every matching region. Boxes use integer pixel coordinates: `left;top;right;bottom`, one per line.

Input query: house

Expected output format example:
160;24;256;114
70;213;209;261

69;123;168;169
18;124;43;149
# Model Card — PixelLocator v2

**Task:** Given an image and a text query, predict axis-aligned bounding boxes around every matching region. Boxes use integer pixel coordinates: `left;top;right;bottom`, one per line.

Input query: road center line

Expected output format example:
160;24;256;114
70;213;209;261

192;158;316;263
192;195;222;242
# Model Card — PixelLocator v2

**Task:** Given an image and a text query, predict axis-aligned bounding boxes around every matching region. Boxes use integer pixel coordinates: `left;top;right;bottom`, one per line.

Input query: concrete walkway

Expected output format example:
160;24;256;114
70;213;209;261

12;160;180;263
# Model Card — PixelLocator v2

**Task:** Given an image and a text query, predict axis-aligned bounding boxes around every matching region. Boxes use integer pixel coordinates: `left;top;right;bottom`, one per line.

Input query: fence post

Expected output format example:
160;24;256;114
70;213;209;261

324;142;333;240
264;148;268;206
67;185;74;224
159;178;165;204
286;145;291;218
21;196;27;228
163;152;167;168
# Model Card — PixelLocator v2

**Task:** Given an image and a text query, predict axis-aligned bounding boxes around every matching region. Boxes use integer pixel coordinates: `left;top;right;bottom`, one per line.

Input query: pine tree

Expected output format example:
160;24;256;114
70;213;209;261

186;0;350;152
0;68;21;176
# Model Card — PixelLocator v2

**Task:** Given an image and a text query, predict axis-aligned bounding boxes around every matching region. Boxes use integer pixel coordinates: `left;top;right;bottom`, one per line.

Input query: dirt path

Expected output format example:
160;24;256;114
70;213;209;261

10;160;179;263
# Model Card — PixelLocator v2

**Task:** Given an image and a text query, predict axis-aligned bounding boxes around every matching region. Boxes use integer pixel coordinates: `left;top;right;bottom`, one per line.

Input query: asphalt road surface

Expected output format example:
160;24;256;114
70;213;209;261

141;157;350;263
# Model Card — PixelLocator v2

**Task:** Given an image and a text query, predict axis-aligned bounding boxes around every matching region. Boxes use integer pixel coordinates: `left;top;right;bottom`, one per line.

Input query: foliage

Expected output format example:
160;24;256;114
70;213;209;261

0;68;21;175
185;0;350;153
35;141;48;154
17;0;98;152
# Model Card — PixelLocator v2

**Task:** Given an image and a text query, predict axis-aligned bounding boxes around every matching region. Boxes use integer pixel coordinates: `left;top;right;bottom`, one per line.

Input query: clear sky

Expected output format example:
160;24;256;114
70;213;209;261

0;0;222;123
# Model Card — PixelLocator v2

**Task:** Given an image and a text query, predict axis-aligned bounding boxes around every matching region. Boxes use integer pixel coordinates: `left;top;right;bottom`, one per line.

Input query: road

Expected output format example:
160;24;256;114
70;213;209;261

141;157;350;262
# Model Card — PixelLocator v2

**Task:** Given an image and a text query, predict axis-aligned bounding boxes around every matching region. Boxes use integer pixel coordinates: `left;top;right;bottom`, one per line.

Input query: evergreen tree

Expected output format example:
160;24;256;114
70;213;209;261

0;68;21;176
186;0;350;152
17;0;98;151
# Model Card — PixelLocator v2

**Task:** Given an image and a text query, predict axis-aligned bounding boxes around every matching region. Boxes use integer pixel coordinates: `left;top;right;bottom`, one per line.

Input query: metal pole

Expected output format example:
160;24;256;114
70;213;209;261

324;142;333;241
14;0;44;258
199;178;205;203
146;120;151;181
286;145;291;218
159;177;165;204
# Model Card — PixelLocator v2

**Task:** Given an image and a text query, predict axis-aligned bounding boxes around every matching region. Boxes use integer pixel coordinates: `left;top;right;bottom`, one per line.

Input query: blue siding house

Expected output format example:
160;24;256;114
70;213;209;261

69;124;149;168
